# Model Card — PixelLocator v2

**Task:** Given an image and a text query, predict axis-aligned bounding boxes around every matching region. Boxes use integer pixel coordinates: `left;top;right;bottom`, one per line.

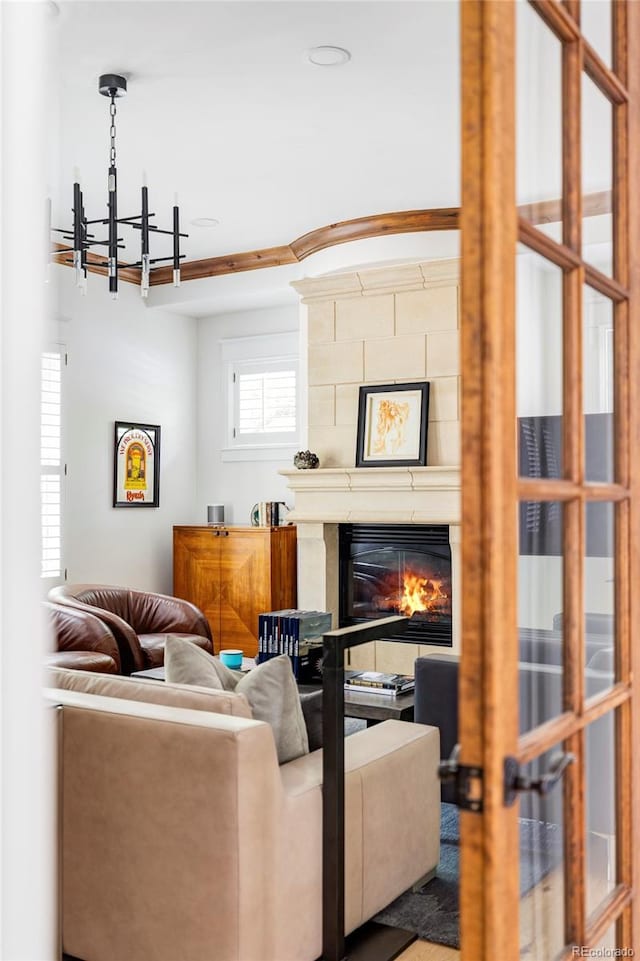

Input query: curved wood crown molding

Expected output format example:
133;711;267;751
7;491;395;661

147;207;460;286
52;207;460;288
51;193;610;289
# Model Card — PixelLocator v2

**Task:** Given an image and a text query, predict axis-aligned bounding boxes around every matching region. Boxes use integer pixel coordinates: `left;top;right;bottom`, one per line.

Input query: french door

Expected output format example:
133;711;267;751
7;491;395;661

459;1;640;958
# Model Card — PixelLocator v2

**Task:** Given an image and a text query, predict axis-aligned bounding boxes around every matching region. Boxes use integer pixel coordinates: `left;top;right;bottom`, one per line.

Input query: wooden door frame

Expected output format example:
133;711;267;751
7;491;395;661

460;2;519;958
626;2;640;948
459;1;640;957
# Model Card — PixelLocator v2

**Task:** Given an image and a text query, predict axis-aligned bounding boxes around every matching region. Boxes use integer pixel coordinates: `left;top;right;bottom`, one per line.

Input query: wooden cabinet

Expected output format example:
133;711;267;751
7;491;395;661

173;525;297;657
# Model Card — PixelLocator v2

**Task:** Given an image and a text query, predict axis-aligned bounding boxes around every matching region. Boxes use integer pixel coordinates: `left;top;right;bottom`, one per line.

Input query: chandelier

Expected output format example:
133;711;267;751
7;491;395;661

53;74;187;299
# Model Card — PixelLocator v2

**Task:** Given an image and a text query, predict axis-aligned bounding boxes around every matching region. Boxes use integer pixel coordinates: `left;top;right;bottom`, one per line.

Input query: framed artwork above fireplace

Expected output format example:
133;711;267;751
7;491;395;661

355;381;430;468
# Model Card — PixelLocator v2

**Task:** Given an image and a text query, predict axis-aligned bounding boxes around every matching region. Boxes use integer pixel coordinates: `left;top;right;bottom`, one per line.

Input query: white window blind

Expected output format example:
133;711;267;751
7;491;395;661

41;350;63;578
237;364;297;437
221;332;299;459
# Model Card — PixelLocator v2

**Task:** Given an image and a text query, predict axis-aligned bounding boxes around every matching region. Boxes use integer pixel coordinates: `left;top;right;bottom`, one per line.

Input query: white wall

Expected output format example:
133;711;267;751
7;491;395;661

54;271;198;593
196;304;299;526
1;4;57;957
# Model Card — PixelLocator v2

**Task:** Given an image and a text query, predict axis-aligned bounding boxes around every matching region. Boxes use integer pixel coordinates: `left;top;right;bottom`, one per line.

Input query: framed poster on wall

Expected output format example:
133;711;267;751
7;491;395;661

113;421;160;508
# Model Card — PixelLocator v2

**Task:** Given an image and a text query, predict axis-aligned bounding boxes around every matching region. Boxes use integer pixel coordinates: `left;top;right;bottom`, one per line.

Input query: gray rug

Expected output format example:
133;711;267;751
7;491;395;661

373;803;563;949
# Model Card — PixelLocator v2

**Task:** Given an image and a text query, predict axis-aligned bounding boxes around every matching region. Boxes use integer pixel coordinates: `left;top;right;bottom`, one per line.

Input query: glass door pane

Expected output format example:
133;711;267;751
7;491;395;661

519;501;564;732
580;0;612;70
586;711;617;917
582;74;613;276
517;248;564;479
519;744;566;959
584;287;614;483
585;501;615;692
516;0;563;240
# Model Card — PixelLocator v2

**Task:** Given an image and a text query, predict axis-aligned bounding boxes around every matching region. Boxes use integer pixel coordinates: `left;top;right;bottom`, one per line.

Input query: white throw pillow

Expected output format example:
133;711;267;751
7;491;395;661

164;637;309;764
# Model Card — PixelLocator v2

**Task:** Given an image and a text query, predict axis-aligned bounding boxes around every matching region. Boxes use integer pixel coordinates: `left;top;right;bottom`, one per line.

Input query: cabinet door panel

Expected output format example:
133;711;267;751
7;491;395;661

173;530;221;648
219;531;270;656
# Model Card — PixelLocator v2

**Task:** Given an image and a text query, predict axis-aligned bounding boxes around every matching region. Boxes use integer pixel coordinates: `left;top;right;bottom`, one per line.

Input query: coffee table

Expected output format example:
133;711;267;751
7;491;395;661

131;659;255;681
343;687;415;725
131;665;415;726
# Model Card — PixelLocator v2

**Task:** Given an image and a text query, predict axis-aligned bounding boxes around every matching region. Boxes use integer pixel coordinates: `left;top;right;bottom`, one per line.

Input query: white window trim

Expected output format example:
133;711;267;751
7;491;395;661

220;332;299;461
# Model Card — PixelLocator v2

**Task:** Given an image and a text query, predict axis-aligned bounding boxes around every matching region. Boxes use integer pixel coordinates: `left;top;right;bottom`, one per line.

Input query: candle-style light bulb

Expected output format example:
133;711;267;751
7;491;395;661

172;199;181;287
142;169;148;187
73;166;81;185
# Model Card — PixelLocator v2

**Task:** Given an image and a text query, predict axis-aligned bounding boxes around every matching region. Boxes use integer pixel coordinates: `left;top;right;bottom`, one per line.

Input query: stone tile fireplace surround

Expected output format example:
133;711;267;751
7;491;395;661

283;259;461;677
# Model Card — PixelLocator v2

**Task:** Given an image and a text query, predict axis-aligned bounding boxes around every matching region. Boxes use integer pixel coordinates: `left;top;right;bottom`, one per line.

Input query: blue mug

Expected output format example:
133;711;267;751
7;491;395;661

220;649;243;670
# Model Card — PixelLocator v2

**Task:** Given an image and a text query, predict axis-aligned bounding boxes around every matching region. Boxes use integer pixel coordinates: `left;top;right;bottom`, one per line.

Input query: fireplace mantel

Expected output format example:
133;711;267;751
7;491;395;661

279;466;460;525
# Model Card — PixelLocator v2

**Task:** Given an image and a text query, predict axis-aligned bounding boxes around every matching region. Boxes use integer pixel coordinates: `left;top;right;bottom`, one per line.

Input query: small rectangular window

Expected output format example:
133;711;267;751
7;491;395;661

41;349;63;579
234;359;297;444
221;332;299;459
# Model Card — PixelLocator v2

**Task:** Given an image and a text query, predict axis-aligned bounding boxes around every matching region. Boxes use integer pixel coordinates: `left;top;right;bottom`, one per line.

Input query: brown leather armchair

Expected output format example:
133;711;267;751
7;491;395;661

45;601;120;674
48;584;213;675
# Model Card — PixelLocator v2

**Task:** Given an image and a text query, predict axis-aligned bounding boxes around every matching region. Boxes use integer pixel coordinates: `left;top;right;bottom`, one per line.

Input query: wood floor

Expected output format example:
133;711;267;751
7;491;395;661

397;939;459;960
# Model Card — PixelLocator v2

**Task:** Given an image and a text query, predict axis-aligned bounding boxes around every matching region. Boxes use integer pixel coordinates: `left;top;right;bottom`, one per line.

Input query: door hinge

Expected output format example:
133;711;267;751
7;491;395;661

438;745;484;813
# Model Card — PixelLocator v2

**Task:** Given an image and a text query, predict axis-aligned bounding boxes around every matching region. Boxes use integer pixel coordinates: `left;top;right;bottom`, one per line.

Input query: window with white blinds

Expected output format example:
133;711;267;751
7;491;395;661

41;350;63;578
222;332;299;458
235;361;297;441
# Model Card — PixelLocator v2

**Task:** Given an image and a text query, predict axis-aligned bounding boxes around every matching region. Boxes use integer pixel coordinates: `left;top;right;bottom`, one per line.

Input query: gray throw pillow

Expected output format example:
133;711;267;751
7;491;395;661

164;638;309;764
235;657;309;764
165;635;225;690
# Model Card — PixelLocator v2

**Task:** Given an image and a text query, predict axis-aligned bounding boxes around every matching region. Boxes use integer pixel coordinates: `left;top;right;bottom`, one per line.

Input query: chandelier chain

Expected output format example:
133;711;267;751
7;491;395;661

109;95;117;167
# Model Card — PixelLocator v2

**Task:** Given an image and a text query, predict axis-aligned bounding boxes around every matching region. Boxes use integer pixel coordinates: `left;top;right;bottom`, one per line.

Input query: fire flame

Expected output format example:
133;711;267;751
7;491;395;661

399;573;448;617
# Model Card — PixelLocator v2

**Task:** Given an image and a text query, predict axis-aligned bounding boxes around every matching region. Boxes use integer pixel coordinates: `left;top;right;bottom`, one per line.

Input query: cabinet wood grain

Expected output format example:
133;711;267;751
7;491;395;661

173;526;297;657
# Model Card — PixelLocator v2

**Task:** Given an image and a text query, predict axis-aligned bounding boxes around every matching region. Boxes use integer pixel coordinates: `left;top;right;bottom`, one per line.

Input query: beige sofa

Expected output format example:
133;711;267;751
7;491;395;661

47;669;440;961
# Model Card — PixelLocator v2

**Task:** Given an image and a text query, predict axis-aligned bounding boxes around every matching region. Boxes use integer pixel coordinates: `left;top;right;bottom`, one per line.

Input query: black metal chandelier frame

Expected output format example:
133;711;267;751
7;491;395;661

53;74;188;299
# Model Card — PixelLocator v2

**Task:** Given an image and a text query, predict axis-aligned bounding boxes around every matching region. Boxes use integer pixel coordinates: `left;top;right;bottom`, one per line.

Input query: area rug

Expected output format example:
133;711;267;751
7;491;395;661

373;803;564;949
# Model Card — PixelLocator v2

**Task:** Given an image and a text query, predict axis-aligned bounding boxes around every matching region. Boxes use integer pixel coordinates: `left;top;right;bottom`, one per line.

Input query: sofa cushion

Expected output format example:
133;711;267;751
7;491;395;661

165;637;309;764
47;666;252;718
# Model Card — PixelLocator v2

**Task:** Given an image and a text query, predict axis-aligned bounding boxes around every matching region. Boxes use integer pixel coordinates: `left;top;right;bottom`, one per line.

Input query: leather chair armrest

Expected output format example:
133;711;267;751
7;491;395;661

46;602;121;672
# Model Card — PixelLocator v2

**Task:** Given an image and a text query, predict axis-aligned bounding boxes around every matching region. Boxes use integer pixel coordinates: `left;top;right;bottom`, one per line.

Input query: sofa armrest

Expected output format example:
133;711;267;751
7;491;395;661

275;720;441;959
47;687;288;961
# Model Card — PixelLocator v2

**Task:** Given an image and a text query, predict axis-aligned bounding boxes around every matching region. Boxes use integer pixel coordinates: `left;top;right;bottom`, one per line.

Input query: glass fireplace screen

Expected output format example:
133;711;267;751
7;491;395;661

339;524;453;646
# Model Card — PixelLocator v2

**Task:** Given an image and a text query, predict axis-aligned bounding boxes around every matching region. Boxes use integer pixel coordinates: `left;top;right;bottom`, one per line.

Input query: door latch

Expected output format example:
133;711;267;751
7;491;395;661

438;745;484;813
503;751;575;807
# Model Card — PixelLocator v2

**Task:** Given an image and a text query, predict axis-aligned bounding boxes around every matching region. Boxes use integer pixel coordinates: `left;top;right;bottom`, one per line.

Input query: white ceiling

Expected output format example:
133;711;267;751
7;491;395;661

51;1;460;313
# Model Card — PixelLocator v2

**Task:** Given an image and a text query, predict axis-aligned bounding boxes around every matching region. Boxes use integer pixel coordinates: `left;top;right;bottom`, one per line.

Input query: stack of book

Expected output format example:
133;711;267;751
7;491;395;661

257;609;332;681
255;502;286;526
344;671;415;697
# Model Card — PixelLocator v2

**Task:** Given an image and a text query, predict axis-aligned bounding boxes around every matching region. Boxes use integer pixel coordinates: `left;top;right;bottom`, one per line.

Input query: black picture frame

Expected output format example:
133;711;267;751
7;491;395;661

355;381;430;468
113;421;161;508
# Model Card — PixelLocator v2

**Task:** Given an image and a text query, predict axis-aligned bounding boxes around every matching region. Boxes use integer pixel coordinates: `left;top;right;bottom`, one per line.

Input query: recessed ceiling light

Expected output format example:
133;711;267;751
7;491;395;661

190;217;220;228
307;46;351;67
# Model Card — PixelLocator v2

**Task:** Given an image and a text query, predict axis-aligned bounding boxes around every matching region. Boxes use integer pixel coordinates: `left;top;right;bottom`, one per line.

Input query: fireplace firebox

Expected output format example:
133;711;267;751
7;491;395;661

339;524;453;646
